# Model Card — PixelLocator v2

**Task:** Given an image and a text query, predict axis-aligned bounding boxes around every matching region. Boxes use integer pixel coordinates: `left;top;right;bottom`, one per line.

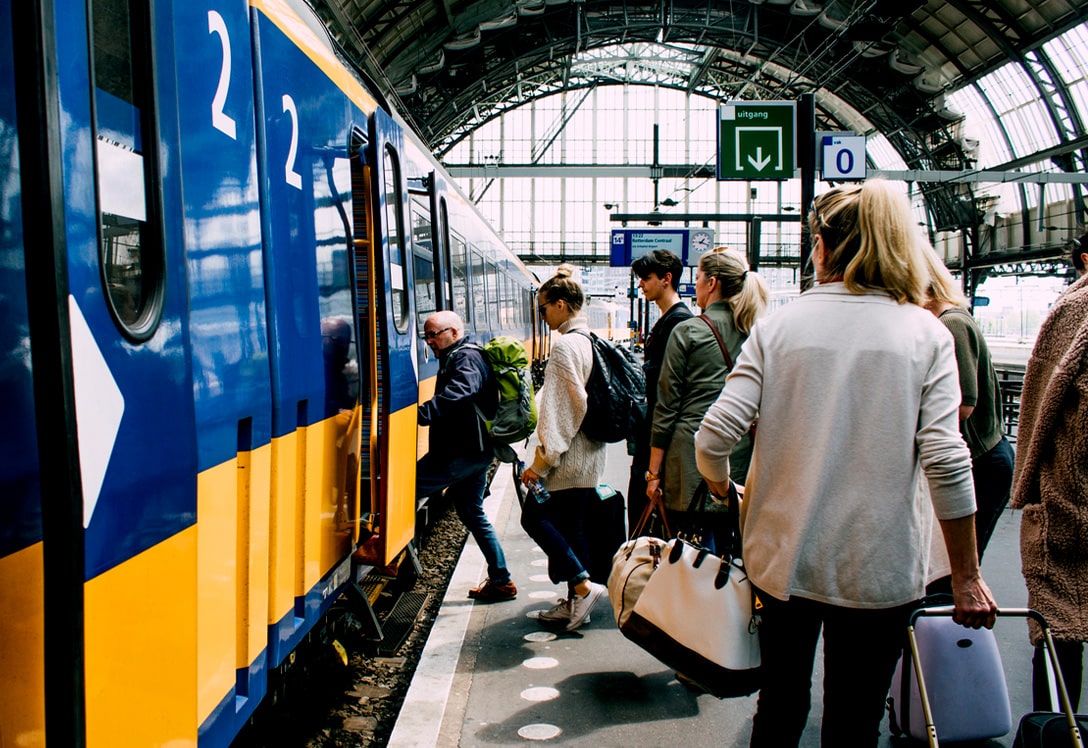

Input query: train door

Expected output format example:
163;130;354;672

428;171;454;311
10;0;202;745
363;108;418;565
408;176;440;459
2;1;49;742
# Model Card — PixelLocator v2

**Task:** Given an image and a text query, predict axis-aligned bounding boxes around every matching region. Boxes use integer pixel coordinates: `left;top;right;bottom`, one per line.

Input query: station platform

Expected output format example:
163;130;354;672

387;441;1079;748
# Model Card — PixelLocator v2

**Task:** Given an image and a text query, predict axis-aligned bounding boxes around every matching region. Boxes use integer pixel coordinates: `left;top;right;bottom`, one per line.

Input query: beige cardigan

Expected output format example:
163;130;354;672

1010;273;1088;645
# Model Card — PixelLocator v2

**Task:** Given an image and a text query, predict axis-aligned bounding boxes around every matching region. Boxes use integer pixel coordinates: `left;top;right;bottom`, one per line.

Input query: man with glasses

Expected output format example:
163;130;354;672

417;311;516;602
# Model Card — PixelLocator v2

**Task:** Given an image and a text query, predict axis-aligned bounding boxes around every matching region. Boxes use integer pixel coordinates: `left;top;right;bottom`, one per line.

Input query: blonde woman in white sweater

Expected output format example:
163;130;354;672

694;181;997;747
521;265;608;632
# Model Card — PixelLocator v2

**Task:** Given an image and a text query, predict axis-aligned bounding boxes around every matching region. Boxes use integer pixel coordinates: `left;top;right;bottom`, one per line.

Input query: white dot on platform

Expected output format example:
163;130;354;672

518;723;562;740
522;656;559;669
523;631;557;643
521;686;560;702
529;590;556;599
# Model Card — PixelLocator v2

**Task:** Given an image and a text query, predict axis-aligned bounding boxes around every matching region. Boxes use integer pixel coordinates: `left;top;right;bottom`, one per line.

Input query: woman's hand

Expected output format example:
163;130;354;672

521;466;542;486
645;477;662;502
705;477;732;500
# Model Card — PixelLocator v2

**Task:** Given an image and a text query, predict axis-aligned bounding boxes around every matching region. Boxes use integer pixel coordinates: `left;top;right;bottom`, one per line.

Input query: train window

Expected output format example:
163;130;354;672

485;260;499;332
92;0;165;341
410;195;437;331
450;234;468;321
382;145;408;332
317;155;358;412
470;249;487;332
438;198;452;309
501;273;514;328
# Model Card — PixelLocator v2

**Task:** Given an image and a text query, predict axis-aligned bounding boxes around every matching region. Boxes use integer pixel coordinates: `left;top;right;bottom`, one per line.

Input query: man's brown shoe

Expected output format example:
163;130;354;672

468;579;517;602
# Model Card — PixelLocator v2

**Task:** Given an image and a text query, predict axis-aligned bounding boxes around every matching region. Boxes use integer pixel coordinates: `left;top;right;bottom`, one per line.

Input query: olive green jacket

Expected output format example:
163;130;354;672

651;300;752;512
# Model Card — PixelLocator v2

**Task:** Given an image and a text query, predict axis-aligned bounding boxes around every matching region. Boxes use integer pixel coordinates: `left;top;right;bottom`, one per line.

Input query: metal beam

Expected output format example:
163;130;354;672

610;212;802;223
445;163;1088;183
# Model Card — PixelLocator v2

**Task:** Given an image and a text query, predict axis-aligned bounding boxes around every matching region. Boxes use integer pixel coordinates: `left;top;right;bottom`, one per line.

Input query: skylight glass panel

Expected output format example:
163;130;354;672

866;133;908;171
945;85;1010;168
977;65;1060;159
1044;26;1088;127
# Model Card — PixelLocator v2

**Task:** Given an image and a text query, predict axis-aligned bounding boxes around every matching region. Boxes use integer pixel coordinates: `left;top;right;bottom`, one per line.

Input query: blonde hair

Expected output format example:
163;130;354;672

811;179;929;305
538;263;585;311
698;247;769;335
922;247;968;307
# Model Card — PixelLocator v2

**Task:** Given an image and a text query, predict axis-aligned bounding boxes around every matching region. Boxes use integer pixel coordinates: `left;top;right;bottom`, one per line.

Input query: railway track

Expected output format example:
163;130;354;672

232;498;469;747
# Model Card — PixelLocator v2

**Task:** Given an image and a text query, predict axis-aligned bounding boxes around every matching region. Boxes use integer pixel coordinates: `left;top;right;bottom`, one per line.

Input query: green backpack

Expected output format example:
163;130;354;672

469;336;538;463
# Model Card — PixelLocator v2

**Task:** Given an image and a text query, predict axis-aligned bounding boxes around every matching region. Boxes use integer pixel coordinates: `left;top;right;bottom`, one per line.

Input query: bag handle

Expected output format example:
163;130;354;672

699;314;734;370
685;480;742;558
699;314;758;439
630;486;672;540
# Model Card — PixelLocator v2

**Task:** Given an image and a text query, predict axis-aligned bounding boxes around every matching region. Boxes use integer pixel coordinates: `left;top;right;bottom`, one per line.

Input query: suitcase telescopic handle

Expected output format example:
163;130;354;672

905;607;1085;748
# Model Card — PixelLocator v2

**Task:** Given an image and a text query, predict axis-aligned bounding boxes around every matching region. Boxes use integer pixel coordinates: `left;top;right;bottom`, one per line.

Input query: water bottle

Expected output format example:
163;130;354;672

528;478;550;504
518;461;550;503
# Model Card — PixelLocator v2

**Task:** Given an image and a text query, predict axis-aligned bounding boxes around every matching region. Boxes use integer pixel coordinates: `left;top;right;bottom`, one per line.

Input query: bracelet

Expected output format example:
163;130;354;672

644;470;660;481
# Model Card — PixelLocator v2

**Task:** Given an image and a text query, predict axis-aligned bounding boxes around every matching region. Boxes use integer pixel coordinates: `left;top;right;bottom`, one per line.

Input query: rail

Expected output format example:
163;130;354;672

994;363;1025;444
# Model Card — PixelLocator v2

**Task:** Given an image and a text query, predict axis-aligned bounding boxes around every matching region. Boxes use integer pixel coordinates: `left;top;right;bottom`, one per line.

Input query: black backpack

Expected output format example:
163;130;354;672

570;330;646;443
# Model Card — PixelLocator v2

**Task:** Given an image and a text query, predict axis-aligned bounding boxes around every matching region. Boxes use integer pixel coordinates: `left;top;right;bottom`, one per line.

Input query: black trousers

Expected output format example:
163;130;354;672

749;589;915;748
1033;639;1085;712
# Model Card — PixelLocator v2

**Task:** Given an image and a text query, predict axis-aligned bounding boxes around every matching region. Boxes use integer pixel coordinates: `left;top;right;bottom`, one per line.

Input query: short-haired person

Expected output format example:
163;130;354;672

694;180;997;747
629;250;693;533
417;311;516;603
644;248;768;545
520;265;608;632
922;250;1015;560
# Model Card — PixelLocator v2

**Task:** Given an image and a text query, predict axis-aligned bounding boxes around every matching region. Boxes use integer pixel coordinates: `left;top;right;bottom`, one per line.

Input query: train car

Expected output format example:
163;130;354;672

584;297;624;342
0;0;537;745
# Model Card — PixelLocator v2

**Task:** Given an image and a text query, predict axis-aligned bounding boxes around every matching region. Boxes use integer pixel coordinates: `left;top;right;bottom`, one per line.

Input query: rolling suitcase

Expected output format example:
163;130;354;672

585;484;627;583
887;604;1012;742
892;607;1085;748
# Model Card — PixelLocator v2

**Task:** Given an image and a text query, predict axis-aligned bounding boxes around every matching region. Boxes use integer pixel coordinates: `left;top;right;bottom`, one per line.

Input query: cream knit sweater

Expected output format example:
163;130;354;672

529;316;607;491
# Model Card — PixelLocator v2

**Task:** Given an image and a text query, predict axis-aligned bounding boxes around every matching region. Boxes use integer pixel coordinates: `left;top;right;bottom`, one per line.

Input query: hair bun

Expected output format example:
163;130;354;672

555;263;576;279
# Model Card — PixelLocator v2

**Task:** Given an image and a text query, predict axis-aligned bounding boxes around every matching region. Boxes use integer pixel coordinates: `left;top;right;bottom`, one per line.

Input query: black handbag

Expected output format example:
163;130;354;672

1013;712;1088;748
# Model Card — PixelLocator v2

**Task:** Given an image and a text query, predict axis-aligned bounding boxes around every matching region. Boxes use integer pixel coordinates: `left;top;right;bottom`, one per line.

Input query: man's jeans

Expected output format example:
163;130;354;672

418;453;511;585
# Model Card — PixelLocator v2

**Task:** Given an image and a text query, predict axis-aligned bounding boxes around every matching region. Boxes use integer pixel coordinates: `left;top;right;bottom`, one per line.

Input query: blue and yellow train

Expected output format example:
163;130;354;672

0;0;540;744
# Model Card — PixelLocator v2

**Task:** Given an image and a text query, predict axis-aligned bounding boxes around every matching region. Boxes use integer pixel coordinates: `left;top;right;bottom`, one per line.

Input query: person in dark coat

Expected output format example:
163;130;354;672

417;311;515;602
628;249;693;534
1010;243;1088;711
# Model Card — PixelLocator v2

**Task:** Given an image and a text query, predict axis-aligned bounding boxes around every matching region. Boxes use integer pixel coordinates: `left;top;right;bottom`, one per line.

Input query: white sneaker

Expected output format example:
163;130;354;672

538;597;575;624
565;582;606;632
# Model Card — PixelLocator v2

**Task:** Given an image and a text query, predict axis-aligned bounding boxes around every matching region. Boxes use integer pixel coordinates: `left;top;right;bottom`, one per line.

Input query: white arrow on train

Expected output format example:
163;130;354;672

69;296;125;528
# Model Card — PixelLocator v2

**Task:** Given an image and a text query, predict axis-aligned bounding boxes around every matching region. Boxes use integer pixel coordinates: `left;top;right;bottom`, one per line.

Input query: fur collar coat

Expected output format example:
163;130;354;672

1010;273;1088;644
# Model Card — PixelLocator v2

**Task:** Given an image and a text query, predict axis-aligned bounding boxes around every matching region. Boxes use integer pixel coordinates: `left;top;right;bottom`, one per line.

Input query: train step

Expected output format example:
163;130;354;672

374;591;431;657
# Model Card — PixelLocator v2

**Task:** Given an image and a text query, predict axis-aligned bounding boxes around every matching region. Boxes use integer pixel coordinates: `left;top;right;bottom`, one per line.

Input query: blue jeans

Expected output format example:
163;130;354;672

972;436;1014;560
749;589;915;748
519;486;593;592
417;453;511;585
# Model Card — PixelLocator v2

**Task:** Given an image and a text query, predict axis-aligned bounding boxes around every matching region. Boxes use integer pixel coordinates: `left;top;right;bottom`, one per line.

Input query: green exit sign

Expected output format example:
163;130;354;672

717;101;796;180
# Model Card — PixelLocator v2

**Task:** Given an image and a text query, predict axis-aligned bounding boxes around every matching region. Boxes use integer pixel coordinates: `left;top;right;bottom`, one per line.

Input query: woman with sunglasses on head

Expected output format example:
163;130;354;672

694;180;997;747
520;264;608;632
643;247;768;549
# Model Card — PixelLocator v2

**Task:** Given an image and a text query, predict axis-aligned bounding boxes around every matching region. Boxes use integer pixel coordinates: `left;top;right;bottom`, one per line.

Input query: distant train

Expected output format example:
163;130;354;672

0;0;539;745
584;297;628;342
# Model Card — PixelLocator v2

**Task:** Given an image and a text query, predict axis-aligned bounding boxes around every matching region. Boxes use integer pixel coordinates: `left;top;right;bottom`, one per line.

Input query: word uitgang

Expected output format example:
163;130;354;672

737;110;769;120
